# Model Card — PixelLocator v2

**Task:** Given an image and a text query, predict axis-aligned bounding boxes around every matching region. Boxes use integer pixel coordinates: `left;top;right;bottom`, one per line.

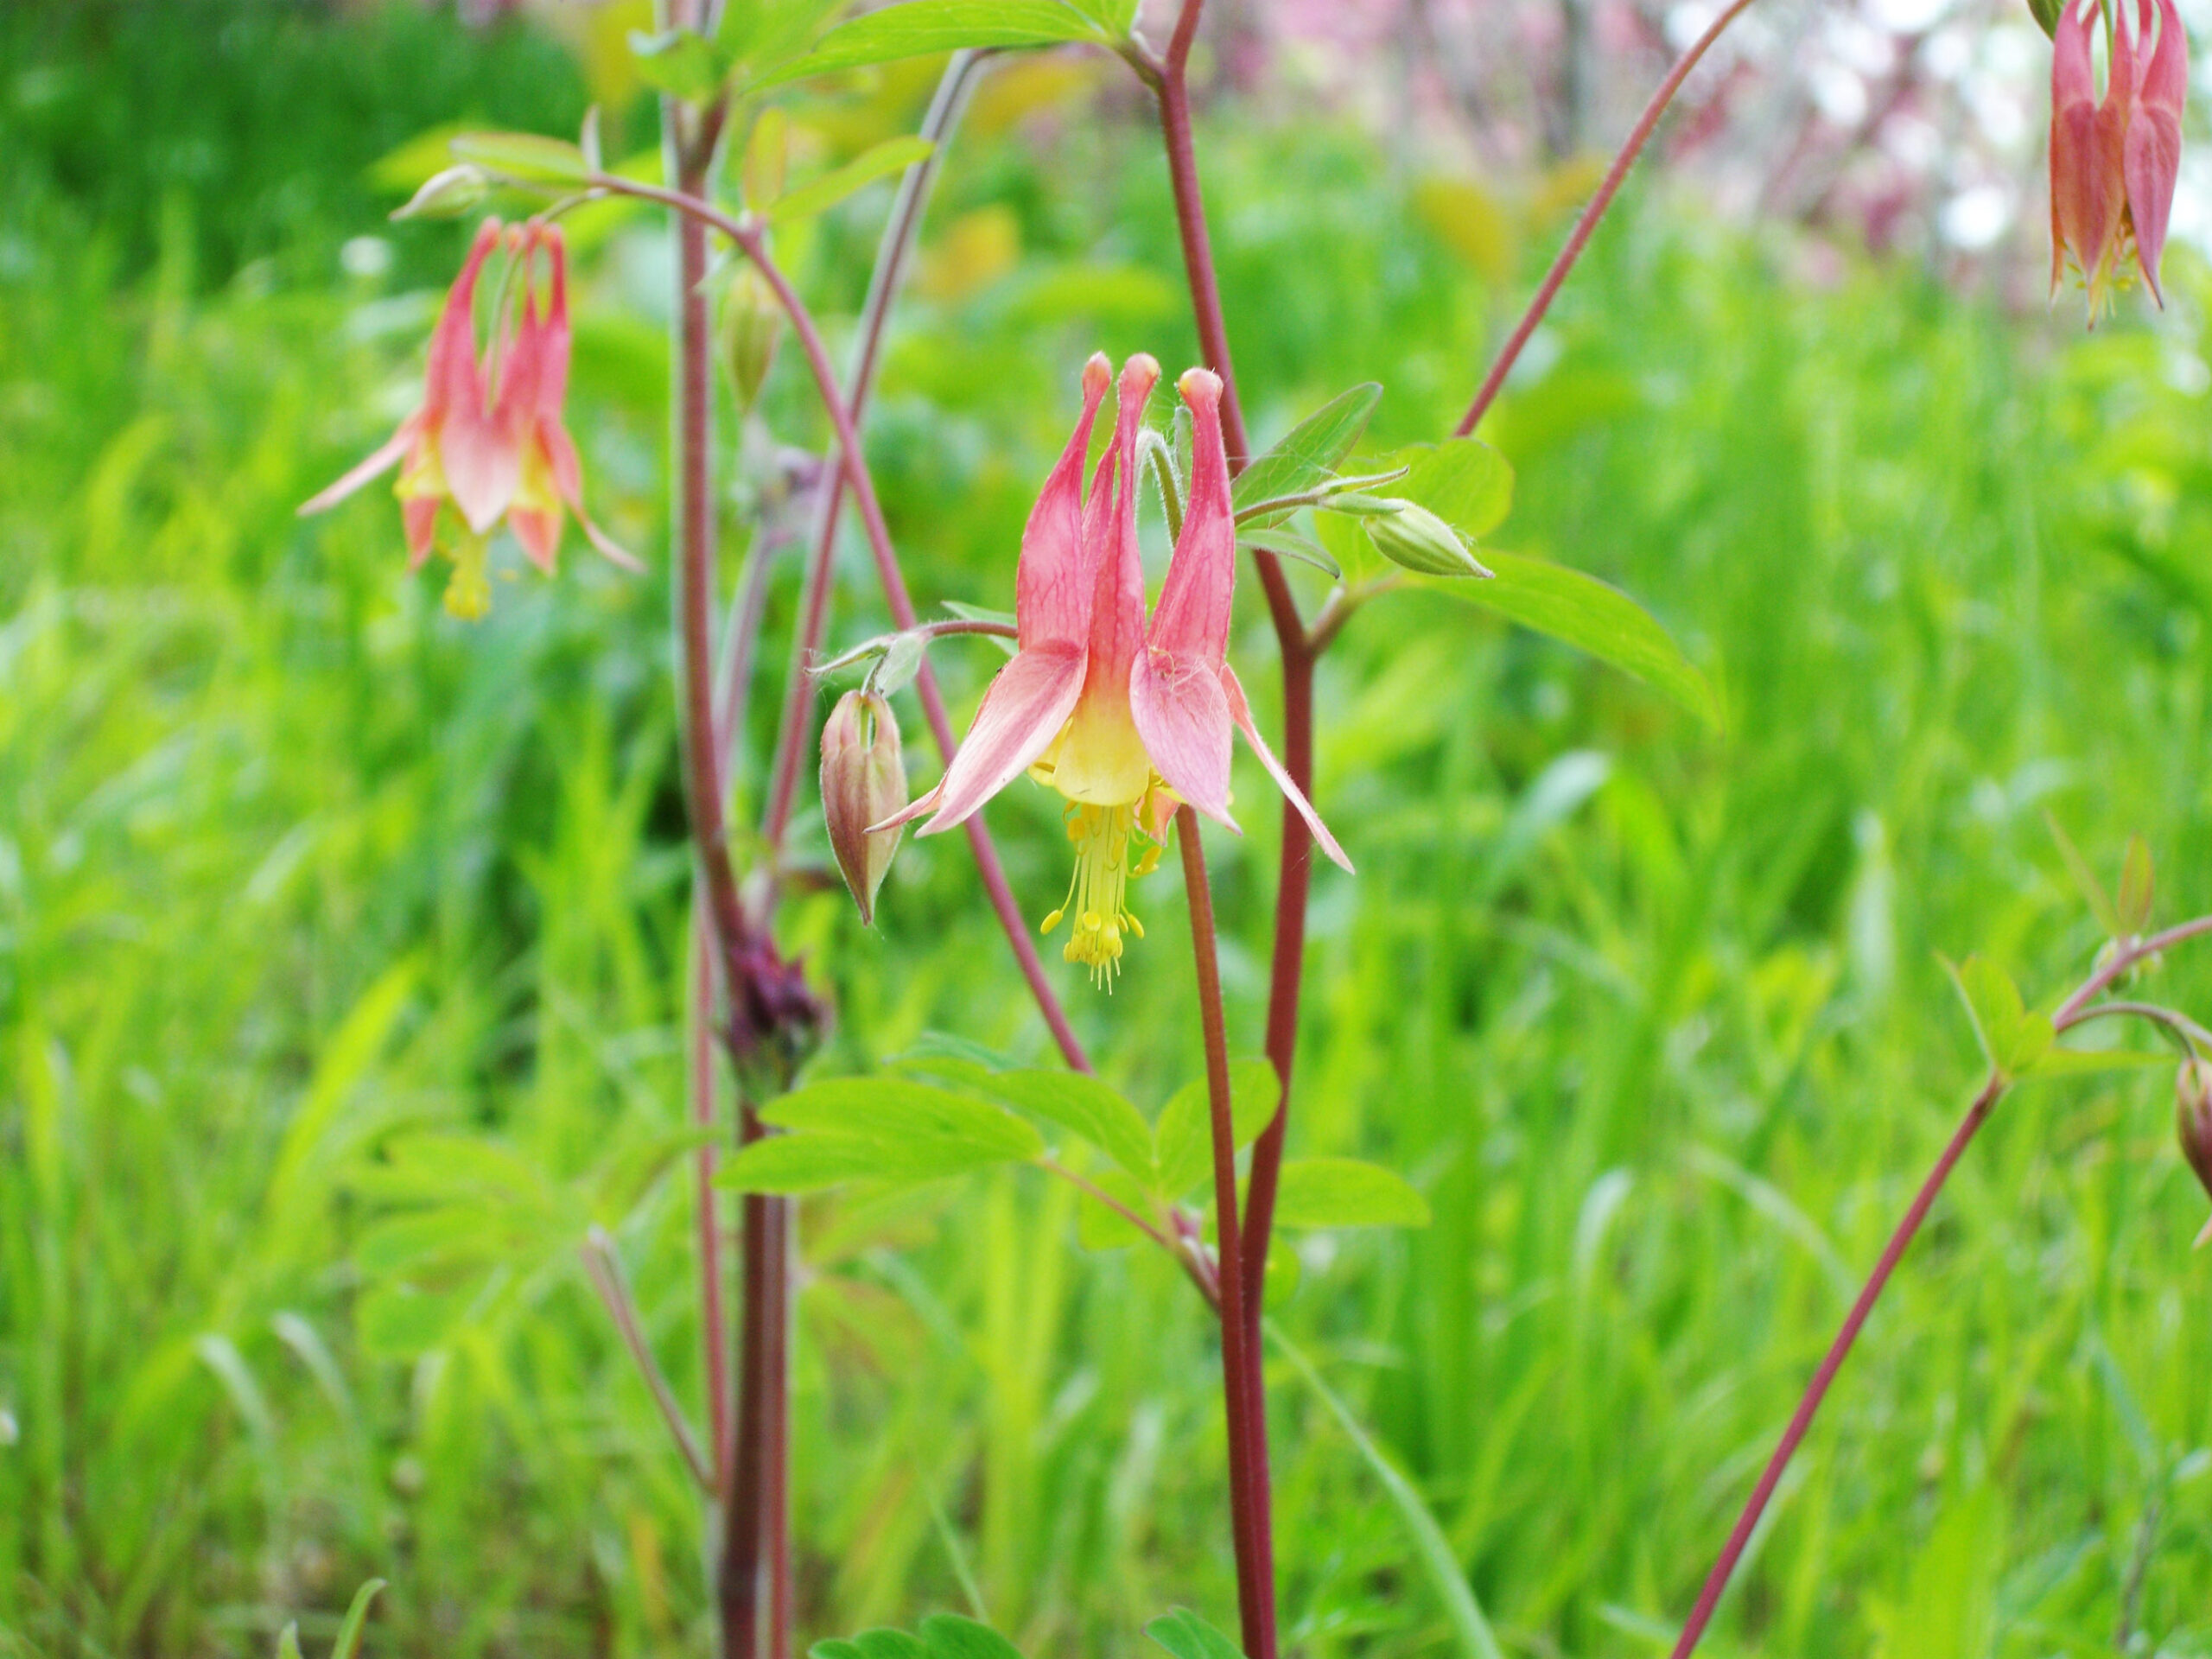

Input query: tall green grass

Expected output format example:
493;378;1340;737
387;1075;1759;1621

4;6;2211;1655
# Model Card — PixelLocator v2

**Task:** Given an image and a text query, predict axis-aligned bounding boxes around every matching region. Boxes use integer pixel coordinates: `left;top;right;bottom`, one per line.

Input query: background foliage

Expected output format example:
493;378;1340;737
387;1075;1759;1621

4;2;2212;1655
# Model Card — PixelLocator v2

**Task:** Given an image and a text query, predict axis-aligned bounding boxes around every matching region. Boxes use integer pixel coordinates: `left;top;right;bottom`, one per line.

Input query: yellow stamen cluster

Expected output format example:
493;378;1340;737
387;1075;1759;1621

443;531;493;620
1040;800;1165;988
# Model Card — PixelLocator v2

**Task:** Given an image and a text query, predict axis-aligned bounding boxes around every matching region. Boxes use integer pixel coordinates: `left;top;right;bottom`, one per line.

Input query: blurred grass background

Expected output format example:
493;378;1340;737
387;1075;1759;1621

5;1;2212;1656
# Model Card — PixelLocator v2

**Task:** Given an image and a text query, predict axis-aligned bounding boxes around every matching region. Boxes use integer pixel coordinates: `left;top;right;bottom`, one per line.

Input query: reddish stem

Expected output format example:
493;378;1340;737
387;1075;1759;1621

723;1105;775;1659
690;906;733;1491
761;53;985;855
591;170;1090;1073
1454;0;1760;438
1668;1073;2005;1657
1177;806;1280;1659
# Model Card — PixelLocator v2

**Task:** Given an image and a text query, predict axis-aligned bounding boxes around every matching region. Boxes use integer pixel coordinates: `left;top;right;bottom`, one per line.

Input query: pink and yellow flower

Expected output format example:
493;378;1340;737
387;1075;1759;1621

299;218;635;617
2050;0;2185;321
879;353;1351;983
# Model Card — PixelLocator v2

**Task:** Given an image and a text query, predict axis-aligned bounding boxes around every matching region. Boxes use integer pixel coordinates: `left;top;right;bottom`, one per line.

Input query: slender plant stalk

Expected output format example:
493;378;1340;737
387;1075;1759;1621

1668;1071;2005;1657
690;906;734;1492
1141;0;1300;1618
591;169;1090;1071
1177;805;1279;1659
580;1229;716;1495
724;1104;776;1659
1669;912;2212;1654
1453;0;1761;438
761;51;987;854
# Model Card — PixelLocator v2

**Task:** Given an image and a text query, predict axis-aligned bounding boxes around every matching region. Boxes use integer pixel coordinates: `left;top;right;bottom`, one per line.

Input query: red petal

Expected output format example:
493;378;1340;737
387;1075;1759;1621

912;643;1089;834
2127;0;2187;299
1221;663;1352;873
1148;368;1236;665
1083;356;1159;703
298;418;416;516
1130;646;1236;829
1015;354;1112;652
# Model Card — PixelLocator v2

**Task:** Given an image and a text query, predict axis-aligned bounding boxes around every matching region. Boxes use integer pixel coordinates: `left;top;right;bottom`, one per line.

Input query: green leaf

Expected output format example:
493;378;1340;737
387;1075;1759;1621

357;1281;474;1357
1431;550;1720;728
332;1580;387;1659
2119;834;2155;934
720;0;848;67
768;136;937;225
1942;953;2053;1078
2015;1046;2171;1081
761;0;1109;86
1270;1158;1432;1228
1147;1609;1248;1659
718;1077;1044;1192
851;1633;931;1659
448;130;591;184
277;1626;304;1659
1062;0;1139;30
1232;385;1382;527
812;1643;868;1659
628;29;732;102
968;1069;1156;1187
918;1614;1027;1659
2045;812;2122;938
1154;1059;1281;1199
1386;440;1513;540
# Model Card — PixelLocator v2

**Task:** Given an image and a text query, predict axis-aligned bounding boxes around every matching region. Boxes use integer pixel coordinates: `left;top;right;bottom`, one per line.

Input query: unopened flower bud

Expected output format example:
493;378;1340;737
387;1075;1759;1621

820;690;907;926
1364;501;1493;580
719;265;784;413
2178;1058;2212;1245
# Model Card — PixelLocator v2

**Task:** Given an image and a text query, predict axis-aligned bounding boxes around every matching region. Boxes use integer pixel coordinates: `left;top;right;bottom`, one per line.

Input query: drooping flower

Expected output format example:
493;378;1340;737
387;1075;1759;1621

875;353;1351;984
2050;0;2186;321
299;218;634;617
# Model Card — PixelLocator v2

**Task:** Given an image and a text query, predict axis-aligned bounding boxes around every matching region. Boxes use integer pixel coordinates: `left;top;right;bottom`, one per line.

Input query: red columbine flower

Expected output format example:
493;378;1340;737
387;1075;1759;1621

2050;0;2186;321
300;218;634;617
877;353;1351;984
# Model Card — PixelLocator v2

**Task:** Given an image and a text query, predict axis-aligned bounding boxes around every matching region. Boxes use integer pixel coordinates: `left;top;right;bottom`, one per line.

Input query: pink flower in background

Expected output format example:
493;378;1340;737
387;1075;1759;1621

300;218;633;618
2050;0;2186;320
878;353;1351;984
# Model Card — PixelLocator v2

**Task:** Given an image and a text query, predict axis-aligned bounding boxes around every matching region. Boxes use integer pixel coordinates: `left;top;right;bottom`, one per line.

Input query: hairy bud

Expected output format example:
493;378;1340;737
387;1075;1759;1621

719;265;784;413
1365;501;1493;580
820;690;907;926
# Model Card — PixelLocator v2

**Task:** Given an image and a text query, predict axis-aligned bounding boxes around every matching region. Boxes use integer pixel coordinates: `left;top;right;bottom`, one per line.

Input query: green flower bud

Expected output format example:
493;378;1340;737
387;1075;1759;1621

1363;500;1493;580
820;690;907;926
718;264;784;414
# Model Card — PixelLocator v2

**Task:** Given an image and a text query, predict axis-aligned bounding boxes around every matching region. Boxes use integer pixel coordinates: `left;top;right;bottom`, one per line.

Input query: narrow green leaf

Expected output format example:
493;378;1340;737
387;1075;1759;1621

918;1614;1027;1659
277;1625;305;1659
2016;1046;2171;1081
761;0;1108;86
1147;1609;1248;1659
768;136;937;225
1231;385;1382;527
627;29;732;102
1269;1326;1507;1659
448;131;591;184
332;1580;387;1659
1270;1158;1432;1228
1154;1059;1281;1199
1431;550;1720;728
2119;834;2155;934
1387;440;1514;540
1942;953;2050;1077
2045;812;2122;938
969;1068;1156;1187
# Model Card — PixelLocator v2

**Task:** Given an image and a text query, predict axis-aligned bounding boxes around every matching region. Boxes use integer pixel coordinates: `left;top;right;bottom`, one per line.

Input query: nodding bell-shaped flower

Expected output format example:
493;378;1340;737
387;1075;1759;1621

2177;1058;2212;1248
2050;0;2186;321
874;353;1351;986
299;219;637;618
